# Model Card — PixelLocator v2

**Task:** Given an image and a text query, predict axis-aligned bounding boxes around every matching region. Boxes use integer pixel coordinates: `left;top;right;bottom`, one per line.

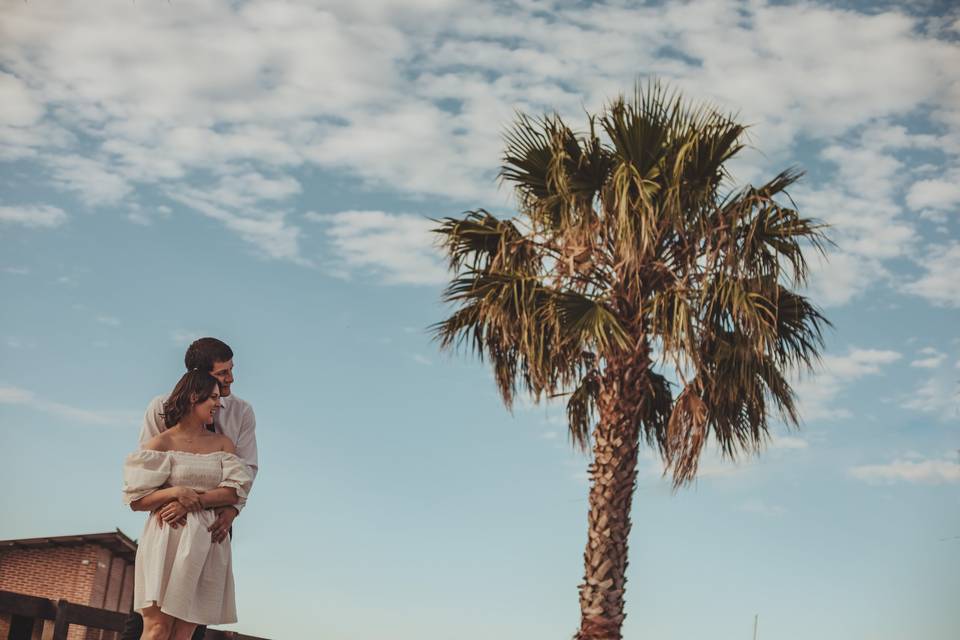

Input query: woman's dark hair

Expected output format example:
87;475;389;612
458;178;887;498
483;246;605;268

184;337;233;372
161;370;220;429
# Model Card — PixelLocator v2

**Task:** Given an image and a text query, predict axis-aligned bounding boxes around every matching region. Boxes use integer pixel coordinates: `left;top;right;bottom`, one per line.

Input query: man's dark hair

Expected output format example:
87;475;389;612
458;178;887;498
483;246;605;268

161;370;220;428
184;337;234;372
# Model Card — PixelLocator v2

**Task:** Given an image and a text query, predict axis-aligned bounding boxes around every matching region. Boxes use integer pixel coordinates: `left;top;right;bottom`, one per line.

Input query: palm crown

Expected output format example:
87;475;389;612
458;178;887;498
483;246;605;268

434;82;829;486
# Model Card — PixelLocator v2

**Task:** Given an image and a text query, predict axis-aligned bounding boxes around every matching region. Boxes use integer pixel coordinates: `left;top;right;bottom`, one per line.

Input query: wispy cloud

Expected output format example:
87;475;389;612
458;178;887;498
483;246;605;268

96;315;121;327
910;347;947;369
907;170;960;221
900;375;960;420
1;0;957;296
166;187;309;264
850;454;960;485
0;384;138;427
903;243;960;308
49;155;131;206
793;348;902;422
310;210;447;285
0;205;66;229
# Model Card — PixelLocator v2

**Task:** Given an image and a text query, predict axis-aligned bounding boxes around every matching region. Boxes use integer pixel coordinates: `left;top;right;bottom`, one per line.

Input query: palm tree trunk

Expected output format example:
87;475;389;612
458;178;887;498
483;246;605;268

575;358;644;640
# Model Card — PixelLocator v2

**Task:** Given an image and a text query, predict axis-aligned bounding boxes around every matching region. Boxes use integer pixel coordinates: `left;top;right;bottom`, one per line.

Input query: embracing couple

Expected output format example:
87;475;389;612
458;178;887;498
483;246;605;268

121;338;258;640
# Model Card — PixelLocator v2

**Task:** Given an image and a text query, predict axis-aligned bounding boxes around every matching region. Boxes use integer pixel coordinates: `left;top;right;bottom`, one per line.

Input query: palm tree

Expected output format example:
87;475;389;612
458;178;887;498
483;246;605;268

432;81;830;640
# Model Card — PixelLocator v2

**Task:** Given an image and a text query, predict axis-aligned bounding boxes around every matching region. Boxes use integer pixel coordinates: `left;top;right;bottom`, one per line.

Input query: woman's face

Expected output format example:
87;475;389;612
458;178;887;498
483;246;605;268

192;386;221;424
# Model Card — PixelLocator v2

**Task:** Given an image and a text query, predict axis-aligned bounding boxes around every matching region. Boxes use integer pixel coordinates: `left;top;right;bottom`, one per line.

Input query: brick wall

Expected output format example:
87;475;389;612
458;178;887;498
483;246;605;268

0;545;100;604
0;543;134;640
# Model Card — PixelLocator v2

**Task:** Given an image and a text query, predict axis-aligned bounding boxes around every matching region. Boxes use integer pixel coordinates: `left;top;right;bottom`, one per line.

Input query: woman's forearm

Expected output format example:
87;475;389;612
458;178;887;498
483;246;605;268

199;487;238;509
130;487;182;512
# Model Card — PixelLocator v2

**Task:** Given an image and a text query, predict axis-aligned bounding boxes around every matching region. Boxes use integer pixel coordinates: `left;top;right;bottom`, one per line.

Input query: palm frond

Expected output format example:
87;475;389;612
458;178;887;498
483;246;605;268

664;385;708;485
636;370;673;457
565;365;601;451
433;271;624;408
772;289;830;370
712;168;830;286
433;210;540;275
501;112;612;236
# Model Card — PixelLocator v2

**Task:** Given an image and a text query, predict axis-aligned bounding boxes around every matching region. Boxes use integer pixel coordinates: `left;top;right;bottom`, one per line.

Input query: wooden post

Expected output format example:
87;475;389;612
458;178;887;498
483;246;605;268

52;599;71;640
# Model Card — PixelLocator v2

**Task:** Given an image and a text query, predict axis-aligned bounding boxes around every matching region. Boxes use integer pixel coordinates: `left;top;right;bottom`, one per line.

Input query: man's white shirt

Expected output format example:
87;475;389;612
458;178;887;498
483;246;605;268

139;393;259;508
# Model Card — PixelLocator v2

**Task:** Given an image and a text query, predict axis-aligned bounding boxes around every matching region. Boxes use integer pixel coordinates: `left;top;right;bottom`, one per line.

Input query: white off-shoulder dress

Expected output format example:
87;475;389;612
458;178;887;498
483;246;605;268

123;450;253;625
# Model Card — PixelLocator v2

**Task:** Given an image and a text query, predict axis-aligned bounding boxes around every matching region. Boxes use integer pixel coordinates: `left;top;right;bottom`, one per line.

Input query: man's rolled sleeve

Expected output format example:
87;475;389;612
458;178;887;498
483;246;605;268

235;404;259;485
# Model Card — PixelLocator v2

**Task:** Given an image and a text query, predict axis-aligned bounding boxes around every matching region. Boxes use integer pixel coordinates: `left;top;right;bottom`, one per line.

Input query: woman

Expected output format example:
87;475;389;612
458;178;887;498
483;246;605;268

123;370;253;640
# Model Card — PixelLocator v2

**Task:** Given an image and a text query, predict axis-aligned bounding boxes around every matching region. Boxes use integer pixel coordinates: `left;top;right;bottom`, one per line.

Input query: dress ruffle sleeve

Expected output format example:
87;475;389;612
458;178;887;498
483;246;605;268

219;453;254;511
123;450;172;505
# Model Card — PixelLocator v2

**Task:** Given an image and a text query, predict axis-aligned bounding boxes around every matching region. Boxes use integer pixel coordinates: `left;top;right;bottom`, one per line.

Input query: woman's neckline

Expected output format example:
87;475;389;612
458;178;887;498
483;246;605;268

140;449;231;457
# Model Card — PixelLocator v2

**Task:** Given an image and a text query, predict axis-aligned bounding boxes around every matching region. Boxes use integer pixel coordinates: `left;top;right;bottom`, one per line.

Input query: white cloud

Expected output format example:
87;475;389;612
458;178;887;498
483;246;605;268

311;210;447;285
0;386;34;403
0;71;43;126
903;242;960;307
907;176;960;212
96;315;120;327
805;251;888;308
413;354;432;365
850;455;960;485
167;187;308;264
794;348;902;422
0;205;66;228
0;384;137;427
900;375;960;420
792;120;935;306
823;348;902;379
49;155;132;206
204;172;303;210
1;0;958;285
910;348;946;369
127;202;172;226
3;267;30;275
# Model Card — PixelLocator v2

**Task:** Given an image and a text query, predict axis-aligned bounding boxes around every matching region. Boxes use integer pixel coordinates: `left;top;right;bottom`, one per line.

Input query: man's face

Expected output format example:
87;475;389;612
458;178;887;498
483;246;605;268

210;359;235;398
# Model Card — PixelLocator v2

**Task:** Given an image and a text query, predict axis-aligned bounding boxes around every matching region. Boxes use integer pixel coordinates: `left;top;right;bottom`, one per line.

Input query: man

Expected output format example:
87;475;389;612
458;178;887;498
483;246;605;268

120;337;258;640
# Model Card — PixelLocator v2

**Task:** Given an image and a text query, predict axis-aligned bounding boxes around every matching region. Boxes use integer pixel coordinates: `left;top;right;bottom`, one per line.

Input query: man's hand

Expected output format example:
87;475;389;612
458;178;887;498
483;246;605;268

208;506;238;543
175;487;203;512
156;501;189;529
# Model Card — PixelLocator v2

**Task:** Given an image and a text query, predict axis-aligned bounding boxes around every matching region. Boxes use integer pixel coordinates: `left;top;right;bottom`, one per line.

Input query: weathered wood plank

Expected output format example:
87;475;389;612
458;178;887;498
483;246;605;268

0;590;57;619
59;601;127;631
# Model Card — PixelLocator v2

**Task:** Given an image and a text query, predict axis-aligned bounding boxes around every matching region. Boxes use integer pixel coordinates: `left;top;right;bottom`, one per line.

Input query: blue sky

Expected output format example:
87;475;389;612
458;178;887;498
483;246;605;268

1;1;958;638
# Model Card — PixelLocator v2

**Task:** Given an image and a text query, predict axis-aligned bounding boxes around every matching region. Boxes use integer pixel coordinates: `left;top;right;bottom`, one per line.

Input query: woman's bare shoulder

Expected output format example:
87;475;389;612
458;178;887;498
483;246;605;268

142;433;171;452
218;435;237;454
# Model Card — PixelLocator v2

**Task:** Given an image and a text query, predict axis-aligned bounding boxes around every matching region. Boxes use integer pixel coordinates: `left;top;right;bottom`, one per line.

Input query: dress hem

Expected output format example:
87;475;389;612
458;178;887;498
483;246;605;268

135;599;237;626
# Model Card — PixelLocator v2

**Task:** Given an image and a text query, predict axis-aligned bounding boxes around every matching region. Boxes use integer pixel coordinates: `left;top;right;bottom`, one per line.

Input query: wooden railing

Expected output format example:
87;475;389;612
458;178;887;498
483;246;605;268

0;590;268;640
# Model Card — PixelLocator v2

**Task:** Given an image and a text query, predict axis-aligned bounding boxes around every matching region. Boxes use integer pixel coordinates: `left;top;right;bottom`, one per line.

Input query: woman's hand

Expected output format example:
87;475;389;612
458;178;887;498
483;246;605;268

175;487;204;512
156;501;189;528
